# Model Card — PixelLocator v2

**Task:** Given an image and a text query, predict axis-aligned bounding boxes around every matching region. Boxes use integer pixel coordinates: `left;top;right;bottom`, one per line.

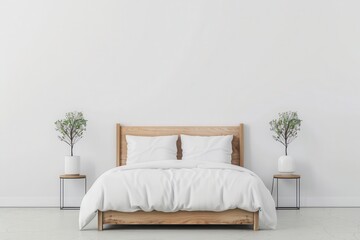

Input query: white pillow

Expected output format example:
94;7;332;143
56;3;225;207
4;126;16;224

181;135;233;163
126;135;178;164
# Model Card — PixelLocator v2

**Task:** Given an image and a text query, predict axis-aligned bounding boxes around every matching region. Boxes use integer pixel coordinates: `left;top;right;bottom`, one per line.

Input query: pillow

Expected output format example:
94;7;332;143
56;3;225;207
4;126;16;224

180;135;233;163
126;135;178;164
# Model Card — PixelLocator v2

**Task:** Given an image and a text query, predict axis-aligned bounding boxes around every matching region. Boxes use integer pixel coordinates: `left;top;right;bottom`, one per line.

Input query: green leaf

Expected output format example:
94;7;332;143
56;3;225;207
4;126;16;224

55;111;88;155
269;111;302;154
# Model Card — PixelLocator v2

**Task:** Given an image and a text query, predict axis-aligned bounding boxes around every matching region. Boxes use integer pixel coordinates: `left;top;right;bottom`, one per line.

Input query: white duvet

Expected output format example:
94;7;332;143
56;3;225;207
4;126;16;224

79;160;277;230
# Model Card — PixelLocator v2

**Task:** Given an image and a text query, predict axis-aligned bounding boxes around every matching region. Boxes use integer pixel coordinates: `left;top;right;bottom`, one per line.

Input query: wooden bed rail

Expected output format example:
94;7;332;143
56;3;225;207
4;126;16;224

97;209;259;231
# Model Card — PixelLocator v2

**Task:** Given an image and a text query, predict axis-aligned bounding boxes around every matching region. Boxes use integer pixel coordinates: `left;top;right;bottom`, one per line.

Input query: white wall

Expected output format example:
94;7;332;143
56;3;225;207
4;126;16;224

1;0;360;207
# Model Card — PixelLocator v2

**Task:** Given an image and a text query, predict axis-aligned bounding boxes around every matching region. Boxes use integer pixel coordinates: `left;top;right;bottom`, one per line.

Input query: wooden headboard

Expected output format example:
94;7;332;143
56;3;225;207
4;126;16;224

116;124;244;167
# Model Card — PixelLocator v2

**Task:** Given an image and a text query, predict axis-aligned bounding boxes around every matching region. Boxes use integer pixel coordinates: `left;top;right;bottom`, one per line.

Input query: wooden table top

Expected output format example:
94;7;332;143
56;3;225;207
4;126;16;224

59;174;86;179
273;174;300;179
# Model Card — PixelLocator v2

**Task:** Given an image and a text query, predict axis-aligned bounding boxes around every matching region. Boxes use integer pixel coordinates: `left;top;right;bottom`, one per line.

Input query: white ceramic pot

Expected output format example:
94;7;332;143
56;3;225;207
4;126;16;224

278;155;295;173
64;156;80;175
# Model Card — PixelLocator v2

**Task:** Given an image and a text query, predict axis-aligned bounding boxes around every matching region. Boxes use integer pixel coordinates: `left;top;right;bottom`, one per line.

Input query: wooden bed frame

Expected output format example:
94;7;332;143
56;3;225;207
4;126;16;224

97;124;259;231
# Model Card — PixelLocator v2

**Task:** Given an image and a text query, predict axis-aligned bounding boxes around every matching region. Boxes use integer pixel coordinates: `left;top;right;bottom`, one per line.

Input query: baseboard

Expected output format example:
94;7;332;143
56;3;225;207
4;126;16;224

274;196;360;208
1;196;360;208
0;197;83;207
301;197;360;207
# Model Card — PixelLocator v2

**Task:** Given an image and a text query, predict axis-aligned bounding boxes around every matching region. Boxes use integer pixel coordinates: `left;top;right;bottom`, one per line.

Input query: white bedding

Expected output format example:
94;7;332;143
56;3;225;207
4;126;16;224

79;160;277;230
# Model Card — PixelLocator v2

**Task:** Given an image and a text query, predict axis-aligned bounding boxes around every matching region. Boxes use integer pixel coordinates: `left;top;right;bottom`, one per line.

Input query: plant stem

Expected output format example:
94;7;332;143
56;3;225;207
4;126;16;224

71;145;73;156
285;145;287;156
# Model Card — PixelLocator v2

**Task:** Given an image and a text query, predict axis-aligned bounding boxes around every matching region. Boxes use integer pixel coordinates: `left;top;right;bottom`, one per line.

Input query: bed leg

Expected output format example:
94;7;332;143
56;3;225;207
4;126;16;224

253;211;259;231
98;210;103;231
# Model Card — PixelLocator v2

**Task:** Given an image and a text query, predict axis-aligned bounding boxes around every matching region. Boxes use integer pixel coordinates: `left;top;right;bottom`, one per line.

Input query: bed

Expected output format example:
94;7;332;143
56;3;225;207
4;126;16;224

79;124;276;231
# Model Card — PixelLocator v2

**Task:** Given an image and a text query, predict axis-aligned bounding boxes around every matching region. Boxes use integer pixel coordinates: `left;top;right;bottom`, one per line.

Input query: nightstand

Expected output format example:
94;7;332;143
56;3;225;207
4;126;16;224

271;174;300;210
59;175;87;210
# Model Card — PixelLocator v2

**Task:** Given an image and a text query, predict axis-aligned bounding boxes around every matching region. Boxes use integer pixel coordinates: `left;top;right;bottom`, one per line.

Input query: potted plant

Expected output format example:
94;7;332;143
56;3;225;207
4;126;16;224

270;111;302;173
55;112;87;175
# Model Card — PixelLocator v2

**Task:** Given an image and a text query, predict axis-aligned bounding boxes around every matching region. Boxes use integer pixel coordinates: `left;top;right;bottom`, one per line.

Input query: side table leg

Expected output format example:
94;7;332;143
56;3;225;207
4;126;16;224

62;179;65;209
59;179;61;209
60;179;64;209
276;178;279;209
296;178;298;209
298;178;301;209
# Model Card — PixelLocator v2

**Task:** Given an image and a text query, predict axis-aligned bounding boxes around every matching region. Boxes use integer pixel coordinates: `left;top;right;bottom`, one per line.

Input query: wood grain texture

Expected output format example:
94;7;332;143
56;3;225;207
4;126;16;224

102;209;256;225
274;174;300;179
98;210;103;231
253;211;259;231
59;175;86;179
116;124;121;167
239;124;244;167
116;124;244;167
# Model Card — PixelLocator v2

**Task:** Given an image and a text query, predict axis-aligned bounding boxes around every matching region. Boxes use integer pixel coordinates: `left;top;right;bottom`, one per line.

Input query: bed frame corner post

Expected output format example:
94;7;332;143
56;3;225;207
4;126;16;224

239;123;244;167
253;211;259;231
116;123;122;167
98;210;103;231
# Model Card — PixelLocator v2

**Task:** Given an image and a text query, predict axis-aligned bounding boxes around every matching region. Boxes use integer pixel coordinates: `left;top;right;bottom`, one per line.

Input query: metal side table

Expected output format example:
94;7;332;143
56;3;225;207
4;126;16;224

271;174;300;210
59;175;86;210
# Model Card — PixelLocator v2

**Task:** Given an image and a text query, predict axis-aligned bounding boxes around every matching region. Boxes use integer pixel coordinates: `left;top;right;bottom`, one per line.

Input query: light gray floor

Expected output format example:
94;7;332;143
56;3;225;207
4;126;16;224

0;208;359;240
